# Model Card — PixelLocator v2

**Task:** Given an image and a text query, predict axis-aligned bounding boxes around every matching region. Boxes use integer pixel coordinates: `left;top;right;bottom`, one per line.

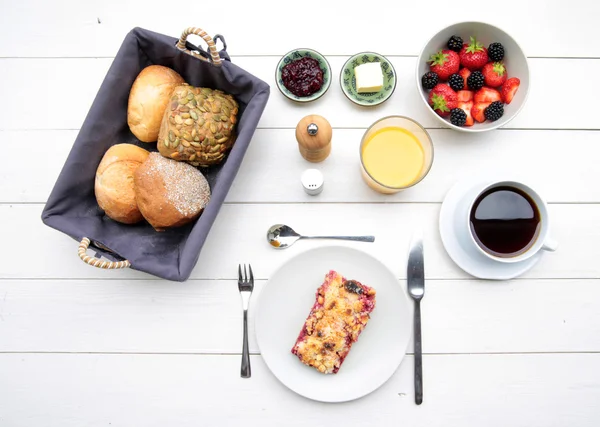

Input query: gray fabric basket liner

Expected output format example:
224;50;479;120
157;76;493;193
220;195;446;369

41;27;270;281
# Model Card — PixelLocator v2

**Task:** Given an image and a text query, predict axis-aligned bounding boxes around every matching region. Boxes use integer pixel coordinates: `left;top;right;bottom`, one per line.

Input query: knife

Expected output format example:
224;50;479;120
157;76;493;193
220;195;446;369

407;231;425;405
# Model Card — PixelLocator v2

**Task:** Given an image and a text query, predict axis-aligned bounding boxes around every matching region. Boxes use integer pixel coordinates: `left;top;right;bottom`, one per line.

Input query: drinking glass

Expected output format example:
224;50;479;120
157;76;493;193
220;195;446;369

360;116;434;194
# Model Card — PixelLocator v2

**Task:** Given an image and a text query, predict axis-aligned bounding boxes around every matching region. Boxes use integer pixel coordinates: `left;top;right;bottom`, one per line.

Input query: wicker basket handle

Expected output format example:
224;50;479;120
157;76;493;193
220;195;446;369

78;237;131;269
176;27;222;66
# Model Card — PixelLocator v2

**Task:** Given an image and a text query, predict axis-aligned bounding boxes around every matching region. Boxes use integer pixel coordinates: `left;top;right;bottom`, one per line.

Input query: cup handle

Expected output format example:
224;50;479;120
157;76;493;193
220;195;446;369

542;237;558;252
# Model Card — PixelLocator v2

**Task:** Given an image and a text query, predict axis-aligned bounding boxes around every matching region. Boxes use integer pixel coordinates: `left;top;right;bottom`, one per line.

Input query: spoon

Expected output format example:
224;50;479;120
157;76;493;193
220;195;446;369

267;224;375;249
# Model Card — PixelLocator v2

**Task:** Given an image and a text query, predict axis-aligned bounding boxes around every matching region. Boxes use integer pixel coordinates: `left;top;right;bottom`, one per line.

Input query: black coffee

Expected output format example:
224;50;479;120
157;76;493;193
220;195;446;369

469;186;541;257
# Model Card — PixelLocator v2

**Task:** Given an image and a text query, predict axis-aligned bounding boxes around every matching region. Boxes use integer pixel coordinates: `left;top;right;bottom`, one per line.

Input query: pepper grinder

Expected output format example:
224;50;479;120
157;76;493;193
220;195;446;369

295;114;332;162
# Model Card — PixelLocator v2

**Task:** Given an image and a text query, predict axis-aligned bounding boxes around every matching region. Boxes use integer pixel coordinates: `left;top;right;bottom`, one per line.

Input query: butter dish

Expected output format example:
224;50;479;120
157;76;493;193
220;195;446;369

340;52;396;107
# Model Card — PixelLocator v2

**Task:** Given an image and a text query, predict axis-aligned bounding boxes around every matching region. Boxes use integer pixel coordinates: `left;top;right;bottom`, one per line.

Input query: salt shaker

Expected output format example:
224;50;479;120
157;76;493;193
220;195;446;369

301;169;324;196
295;115;332;162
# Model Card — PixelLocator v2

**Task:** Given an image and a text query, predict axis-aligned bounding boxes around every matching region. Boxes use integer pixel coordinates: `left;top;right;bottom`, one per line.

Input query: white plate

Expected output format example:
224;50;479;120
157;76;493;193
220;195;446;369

255;246;411;402
439;179;542;280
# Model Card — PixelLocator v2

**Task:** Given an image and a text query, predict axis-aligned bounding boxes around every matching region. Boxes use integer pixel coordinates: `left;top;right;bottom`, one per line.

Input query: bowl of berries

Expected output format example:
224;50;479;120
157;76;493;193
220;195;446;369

416;21;529;132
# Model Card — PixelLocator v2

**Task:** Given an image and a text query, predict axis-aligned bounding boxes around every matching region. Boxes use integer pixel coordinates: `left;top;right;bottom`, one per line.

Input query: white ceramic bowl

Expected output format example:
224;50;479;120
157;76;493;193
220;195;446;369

416;21;530;132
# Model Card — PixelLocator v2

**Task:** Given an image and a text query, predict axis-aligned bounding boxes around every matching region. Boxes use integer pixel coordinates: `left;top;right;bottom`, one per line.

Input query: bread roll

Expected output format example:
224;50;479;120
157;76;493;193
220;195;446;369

157;84;238;166
95;144;150;224
127;65;185;142
134;152;211;231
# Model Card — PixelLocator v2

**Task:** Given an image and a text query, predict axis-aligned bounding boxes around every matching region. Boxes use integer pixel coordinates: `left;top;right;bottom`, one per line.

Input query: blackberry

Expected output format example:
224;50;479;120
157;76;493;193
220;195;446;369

467;71;485;90
484;101;504;121
447;35;463;52
421;71;439;90
488;42;505;61
450;108;467;127
344;280;364;295
448;73;464;91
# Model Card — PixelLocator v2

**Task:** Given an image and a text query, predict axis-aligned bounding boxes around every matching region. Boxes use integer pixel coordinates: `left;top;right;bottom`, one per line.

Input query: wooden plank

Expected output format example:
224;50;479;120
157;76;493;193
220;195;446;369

0;278;598;354
1;57;598;130
0;58;110;130
0;353;598;427
231;129;600;203
1;203;598;280
0;130;73;203
2;129;598;204
1;0;599;58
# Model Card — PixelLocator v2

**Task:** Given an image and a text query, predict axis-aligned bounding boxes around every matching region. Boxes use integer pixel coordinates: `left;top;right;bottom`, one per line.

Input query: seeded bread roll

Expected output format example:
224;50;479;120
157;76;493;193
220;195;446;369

134;152;211;231
127;65;185;143
95;144;150;224
157;84;238;166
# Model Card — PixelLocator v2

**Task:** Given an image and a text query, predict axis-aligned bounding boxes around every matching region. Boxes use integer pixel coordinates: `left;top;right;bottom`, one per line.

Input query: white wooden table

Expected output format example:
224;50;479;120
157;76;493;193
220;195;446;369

1;0;600;425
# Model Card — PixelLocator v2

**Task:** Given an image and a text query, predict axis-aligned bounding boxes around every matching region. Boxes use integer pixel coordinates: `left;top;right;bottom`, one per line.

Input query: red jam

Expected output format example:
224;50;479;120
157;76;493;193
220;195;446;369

282;57;323;97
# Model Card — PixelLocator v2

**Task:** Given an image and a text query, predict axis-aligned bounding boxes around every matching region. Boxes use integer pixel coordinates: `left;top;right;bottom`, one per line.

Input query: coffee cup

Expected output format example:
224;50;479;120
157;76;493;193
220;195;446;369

460;180;558;263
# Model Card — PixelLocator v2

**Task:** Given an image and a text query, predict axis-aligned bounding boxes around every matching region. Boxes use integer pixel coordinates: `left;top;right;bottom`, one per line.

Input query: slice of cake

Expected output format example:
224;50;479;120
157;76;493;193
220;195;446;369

291;270;376;374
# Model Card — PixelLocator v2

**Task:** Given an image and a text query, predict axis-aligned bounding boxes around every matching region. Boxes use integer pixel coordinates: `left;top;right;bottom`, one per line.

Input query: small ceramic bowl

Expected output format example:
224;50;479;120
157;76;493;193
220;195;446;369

416;21;530;132
340;52;396;107
275;48;331;102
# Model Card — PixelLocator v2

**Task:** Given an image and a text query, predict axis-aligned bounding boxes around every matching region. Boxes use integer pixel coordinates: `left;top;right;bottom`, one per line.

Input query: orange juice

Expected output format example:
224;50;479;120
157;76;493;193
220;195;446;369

361;127;425;188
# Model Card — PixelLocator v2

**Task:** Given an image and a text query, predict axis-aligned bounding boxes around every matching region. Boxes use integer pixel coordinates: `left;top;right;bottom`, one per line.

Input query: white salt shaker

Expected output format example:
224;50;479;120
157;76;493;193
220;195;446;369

301;169;324;196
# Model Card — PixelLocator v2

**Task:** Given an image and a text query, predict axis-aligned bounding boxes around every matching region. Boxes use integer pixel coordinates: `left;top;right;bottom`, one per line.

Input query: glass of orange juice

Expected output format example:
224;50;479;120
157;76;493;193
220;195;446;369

360;116;434;194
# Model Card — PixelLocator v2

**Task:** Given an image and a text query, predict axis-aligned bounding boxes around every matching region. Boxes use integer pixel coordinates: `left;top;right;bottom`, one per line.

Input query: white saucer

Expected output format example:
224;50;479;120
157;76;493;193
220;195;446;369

439;179;543;280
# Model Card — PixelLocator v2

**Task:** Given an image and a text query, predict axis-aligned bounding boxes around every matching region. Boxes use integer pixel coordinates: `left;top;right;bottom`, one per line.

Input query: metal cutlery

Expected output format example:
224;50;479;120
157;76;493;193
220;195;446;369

267;224;375;249
238;264;254;378
407;231;425;405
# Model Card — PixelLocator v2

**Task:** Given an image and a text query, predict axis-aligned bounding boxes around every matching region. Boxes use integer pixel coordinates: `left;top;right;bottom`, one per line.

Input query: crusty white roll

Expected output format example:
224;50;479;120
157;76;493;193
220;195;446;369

134;152;211;231
127;65;185;143
95;143;150;224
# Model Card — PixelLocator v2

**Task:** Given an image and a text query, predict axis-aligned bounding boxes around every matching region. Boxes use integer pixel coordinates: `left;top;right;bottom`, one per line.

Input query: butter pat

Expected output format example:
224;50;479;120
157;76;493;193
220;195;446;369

355;62;383;93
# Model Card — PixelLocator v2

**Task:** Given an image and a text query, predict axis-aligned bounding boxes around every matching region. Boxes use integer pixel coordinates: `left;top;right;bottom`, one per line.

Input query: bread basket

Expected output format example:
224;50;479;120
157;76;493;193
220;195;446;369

42;26;270;281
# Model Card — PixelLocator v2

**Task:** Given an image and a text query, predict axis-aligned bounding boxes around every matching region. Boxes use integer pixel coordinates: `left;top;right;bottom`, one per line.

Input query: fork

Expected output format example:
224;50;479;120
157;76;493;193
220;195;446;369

238;264;254;378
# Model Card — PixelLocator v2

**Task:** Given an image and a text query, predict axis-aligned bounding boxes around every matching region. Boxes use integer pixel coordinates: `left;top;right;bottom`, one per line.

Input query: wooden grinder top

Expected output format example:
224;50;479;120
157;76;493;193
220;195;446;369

295;114;332;163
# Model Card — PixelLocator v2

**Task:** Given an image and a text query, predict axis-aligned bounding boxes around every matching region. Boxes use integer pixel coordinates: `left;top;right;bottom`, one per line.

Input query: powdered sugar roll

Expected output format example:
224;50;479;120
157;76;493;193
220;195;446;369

144;152;210;216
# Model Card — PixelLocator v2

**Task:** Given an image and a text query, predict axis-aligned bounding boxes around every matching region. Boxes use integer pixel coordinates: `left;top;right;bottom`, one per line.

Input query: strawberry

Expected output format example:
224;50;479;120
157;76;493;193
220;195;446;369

428;84;458;117
459;37;489;70
482;62;507;88
428;50;460;81
457;90;474;102
471;102;490;123
501;77;521;104
474;87;502;104
458;101;474;126
458;68;471;87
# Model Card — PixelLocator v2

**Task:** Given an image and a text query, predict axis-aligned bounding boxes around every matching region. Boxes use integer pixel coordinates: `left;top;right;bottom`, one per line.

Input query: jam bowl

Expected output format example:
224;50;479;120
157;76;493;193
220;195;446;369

275;48;332;102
